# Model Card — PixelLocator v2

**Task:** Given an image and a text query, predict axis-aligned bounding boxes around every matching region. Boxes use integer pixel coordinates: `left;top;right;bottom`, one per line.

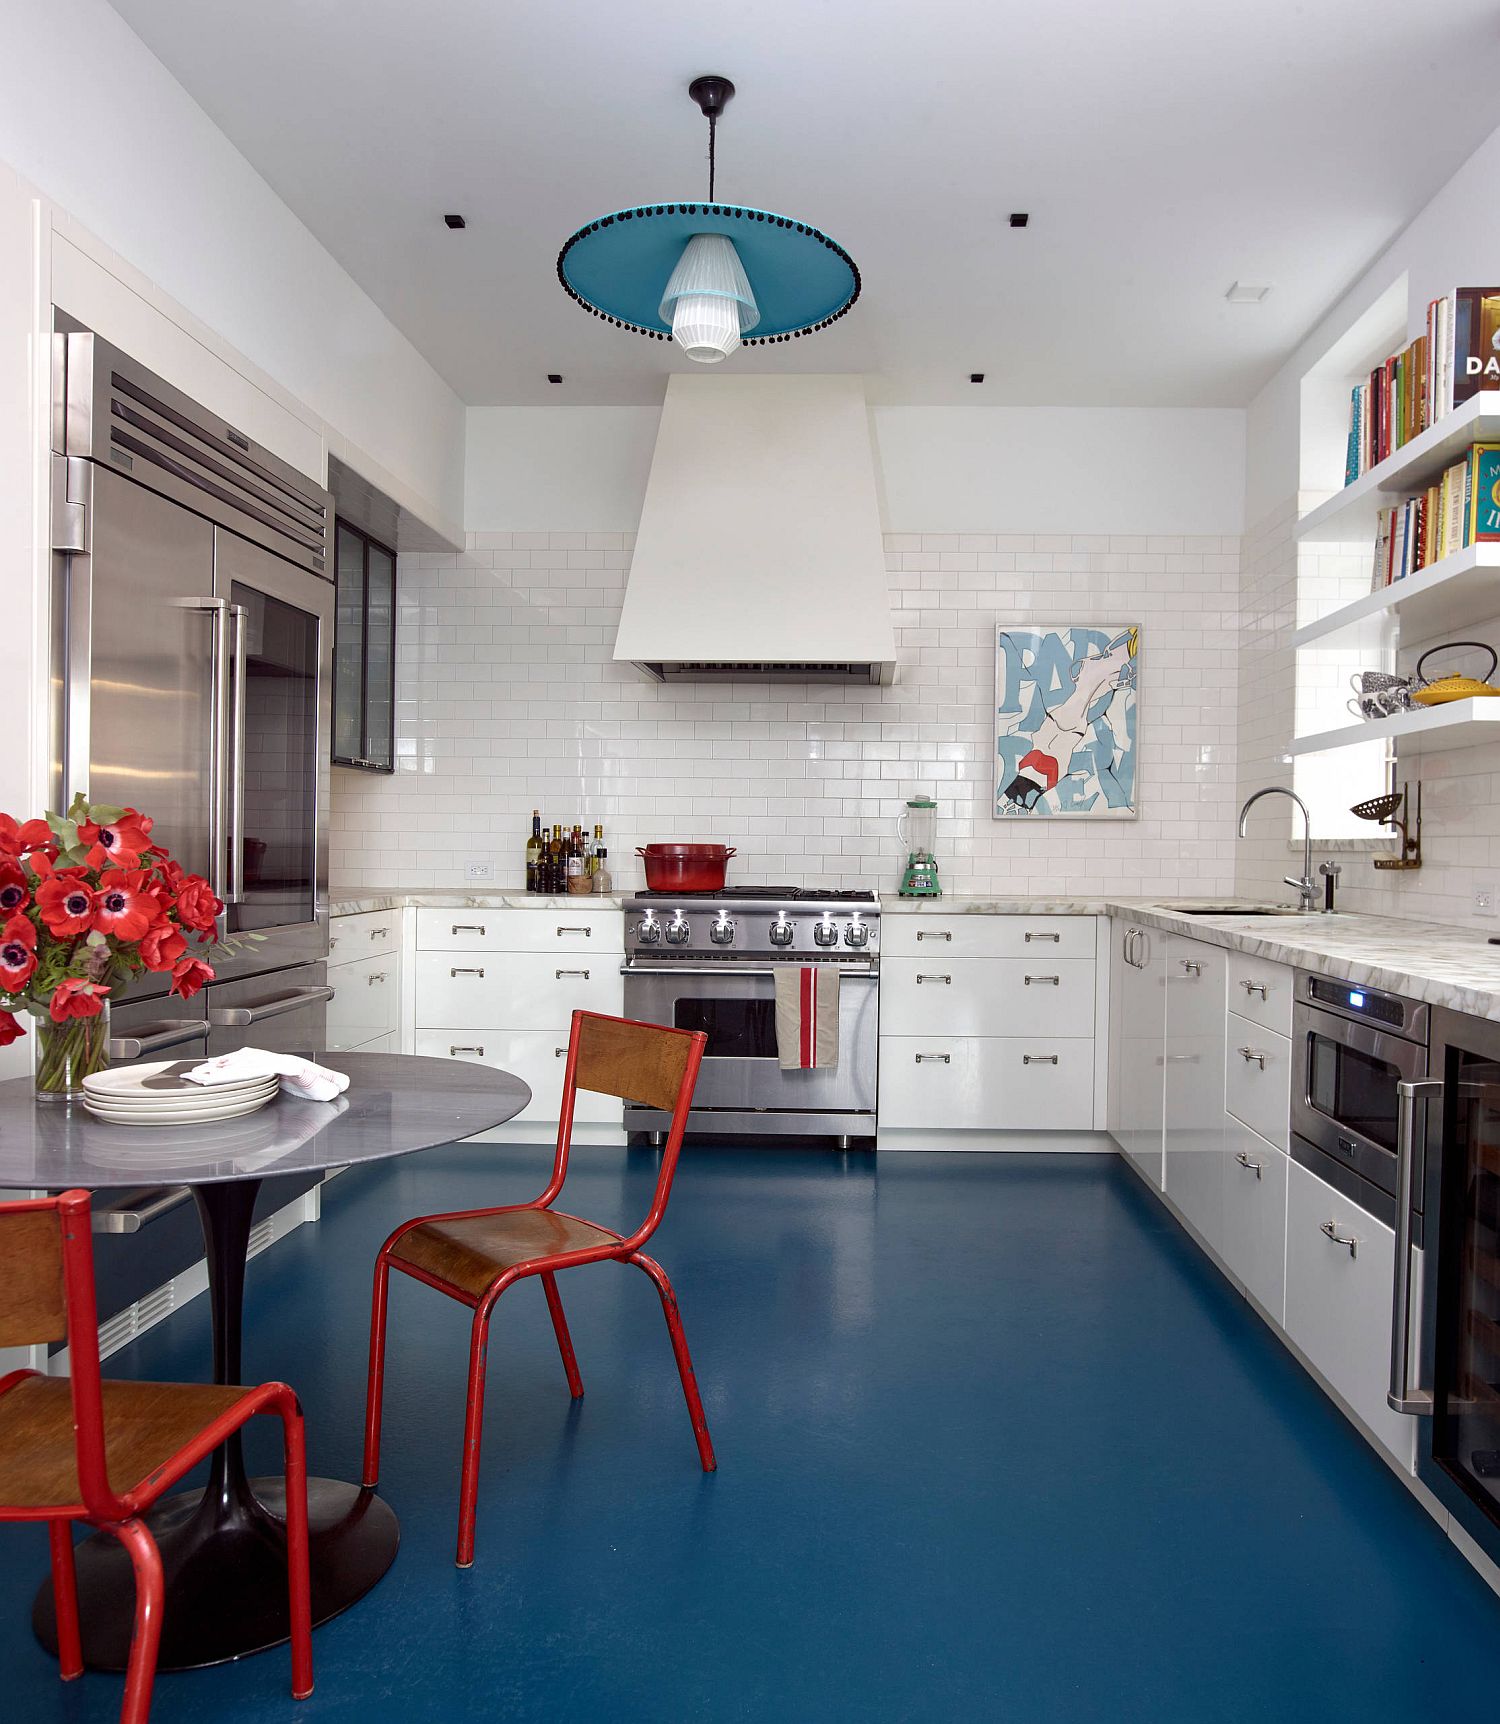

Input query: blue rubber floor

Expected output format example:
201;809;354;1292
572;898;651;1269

6;1146;1500;1721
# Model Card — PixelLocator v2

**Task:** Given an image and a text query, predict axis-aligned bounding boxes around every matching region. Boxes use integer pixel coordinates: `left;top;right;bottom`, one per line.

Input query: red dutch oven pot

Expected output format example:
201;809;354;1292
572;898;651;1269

636;843;737;892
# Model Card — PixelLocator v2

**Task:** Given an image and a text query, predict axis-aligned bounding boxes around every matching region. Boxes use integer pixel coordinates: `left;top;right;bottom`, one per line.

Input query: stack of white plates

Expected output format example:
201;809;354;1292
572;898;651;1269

82;1060;280;1127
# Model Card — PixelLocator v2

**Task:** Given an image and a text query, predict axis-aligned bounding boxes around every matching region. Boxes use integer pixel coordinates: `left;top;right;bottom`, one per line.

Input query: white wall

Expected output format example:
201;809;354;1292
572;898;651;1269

465;408;660;534
0;0;465;527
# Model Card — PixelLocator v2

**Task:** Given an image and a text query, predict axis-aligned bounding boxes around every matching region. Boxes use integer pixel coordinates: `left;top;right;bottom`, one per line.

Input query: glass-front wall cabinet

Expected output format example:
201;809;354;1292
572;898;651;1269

333;520;396;772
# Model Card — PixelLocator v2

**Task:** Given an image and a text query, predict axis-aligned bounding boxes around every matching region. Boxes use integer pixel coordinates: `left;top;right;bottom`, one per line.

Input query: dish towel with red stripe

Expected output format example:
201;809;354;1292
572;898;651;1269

773;965;840;1070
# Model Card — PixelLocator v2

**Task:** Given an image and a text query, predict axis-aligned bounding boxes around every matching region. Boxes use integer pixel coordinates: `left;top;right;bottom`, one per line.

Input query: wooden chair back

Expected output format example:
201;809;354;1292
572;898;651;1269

0;1204;69;1347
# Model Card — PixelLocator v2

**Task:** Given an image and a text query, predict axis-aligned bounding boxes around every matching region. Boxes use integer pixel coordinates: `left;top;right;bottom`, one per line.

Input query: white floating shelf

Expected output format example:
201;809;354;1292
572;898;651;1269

1296;393;1500;545
1292;543;1500;648
1289;697;1500;756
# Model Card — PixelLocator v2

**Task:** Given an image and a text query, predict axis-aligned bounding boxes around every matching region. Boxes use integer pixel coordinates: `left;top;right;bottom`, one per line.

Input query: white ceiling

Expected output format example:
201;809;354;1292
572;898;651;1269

109;0;1500;408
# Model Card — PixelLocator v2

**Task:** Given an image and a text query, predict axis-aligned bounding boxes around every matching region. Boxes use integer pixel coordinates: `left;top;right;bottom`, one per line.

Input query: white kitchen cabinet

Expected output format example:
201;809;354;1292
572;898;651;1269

880;957;1095;1040
414;1029;619;1124
1284;1158;1416;1468
1219;1118;1288;1322
1108;919;1167;1186
882;915;1096;961
1225;950;1295;1039
1225;1012;1292;1151
415;906;620;955
415;950;621;1025
328;908;400;966
878;1035;1094;1132
1162;935;1227;1256
327;909;403;1054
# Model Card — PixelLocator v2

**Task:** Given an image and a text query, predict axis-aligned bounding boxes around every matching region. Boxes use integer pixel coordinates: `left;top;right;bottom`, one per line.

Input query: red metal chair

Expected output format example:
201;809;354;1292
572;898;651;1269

0;1190;313;1724
362;1010;714;1566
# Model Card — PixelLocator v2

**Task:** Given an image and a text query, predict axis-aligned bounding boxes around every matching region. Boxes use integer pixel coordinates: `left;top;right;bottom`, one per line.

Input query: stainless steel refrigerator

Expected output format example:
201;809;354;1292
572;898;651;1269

49;322;336;1307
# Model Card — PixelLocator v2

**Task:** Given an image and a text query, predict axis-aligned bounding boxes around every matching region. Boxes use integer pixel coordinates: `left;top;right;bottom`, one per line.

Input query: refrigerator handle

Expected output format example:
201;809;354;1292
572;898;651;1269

1390;1077;1442;1414
228;603;248;905
173;596;231;903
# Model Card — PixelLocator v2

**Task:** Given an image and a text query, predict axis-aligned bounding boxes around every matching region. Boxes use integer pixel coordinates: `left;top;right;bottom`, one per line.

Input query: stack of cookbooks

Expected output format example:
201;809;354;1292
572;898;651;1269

1369;442;1500;590
1345;287;1500;485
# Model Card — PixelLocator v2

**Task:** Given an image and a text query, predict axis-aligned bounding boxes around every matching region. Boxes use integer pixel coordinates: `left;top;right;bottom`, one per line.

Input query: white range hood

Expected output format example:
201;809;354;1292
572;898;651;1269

614;374;897;683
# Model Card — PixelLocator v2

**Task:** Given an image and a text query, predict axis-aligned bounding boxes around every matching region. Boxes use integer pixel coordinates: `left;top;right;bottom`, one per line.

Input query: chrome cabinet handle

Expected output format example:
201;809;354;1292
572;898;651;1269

1124;927;1140;968
178;595;231;907
1180;959;1202;976
1237;1046;1267;1069
90;1187;191;1233
1025;931;1061;943
914;1052;951;1063
369;925;390;940
916;930;952;942
449;1044;484;1056
227;602;247;906
1234;1151;1262;1179
915;973;951;984
1239;979;1269;1000
366;972;387;985
450;966;485;977
107;1019;211;1059
1024;974;1060;986
451;923;486;935
555;968;590;979
555;1047;569;1057
556;925;593;936
207;984;336;1026
1391;1078;1442;1412
1320;1219;1358;1259
1023;1053;1059;1065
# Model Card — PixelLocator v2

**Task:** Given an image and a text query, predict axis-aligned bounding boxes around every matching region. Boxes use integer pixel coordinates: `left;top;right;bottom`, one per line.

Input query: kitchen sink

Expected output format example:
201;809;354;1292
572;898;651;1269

1150;902;1317;916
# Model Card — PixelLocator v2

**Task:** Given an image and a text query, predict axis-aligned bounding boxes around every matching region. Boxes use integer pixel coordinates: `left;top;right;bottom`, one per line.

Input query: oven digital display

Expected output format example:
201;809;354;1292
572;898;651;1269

1308;975;1403;1028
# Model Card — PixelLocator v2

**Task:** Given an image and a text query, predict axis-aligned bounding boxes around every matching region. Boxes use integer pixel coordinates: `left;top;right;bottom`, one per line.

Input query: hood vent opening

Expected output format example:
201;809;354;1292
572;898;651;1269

638;661;885;684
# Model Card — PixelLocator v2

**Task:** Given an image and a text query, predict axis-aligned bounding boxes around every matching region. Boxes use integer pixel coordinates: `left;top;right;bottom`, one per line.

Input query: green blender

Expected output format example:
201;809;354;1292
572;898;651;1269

898;795;942;898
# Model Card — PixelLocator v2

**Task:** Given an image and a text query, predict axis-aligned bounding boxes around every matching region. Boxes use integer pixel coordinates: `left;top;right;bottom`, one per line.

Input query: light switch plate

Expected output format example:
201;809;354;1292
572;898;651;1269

464;859;494;882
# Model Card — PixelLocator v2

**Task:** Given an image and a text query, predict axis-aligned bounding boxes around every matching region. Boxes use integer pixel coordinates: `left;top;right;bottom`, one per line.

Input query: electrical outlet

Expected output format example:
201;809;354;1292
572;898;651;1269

1475;881;1496;916
464;859;494;883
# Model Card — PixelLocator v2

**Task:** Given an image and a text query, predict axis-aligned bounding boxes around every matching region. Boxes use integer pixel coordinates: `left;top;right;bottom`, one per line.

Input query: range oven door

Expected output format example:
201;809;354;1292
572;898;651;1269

1292;1000;1426;1195
622;962;878;1121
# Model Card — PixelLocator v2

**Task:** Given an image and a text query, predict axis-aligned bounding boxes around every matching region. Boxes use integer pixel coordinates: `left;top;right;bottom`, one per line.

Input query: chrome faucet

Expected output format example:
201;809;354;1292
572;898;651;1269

1238;786;1318;912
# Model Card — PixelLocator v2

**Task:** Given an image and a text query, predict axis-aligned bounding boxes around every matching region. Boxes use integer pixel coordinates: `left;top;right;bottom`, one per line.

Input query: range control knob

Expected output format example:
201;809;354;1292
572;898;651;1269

768;916;795;947
709;917;736;946
813;917;839;948
636;917;661;944
844;921;870;949
665;917;691;945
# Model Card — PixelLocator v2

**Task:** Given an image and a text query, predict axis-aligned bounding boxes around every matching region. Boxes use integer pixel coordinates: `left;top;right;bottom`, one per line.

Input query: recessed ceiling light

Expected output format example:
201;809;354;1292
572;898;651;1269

547;373;563;384
444;213;466;230
1225;281;1272;304
1009;213;1029;228
970;373;985;383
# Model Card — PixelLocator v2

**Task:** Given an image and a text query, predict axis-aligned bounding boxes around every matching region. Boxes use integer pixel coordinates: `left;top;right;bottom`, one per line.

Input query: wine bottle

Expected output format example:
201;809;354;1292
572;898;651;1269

549;826;564;895
525;811;543;893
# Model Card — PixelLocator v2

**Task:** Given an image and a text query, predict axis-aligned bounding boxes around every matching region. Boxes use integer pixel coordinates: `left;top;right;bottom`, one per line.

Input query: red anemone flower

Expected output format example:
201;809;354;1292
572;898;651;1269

0;860;29;915
0;1009;24;1045
93;870;157;942
77;807;154;871
49;977;109;1022
0;814;53;859
36;870;97;937
0;914;37;991
173;875;223;934
138;918;188;974
169;957;214;999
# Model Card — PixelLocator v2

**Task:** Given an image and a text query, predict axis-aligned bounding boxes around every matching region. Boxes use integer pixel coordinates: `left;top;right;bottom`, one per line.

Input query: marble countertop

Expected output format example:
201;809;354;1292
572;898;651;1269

878;895;1112;914
331;887;626;915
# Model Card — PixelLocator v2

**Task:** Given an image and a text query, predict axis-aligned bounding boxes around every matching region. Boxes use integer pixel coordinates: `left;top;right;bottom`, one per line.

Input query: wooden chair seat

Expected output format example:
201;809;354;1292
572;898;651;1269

391;1209;621;1299
0;1375;251;1509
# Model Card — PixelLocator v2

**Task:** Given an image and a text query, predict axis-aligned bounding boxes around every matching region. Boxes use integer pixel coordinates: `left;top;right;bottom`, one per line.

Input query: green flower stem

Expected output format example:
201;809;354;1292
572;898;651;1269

34;1007;110;1098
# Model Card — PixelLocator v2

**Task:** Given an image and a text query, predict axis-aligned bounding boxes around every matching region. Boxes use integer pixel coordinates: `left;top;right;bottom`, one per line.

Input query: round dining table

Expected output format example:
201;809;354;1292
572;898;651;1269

0;1050;531;1673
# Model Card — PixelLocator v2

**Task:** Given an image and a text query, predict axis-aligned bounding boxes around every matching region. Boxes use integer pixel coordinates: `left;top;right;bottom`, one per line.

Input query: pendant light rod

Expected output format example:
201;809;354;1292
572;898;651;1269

688;75;735;201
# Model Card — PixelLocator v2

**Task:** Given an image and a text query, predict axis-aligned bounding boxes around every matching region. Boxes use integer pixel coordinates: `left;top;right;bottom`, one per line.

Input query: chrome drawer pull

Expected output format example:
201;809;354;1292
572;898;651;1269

915;973;951;984
1024;974;1060;986
1234;1151;1262;1179
1320;1220;1358;1259
1025;931;1061;943
914;1052;951;1064
451;923;486;935
1239;979;1269;1000
556;926;593;937
1237;1046;1267;1069
451;966;485;978
1023;1053;1059;1065
1180;959;1202;976
449;1044;484;1056
916;930;952;941
556;968;591;979
555;1047;569;1057
367;972;388;985
370;925;390;940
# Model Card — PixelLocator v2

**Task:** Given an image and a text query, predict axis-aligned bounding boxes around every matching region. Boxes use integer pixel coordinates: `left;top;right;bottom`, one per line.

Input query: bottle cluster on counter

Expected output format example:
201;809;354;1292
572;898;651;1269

525;812;611;894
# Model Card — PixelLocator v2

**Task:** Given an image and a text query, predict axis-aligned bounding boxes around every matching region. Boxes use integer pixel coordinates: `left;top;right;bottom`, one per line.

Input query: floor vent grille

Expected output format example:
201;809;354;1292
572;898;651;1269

247;1218;276;1259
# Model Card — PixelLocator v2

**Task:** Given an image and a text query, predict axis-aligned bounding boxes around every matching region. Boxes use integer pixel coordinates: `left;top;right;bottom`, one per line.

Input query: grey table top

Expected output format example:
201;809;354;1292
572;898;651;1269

0;1052;532;1189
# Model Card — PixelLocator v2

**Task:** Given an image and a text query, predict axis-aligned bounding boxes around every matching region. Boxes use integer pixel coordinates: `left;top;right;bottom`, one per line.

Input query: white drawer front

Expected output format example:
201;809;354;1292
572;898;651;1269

880;958;1095;1038
413;1029;620;1124
326;952;400;1051
1225;1013;1291;1151
1284;1159;1414;1466
879;1035;1094;1132
1219;1120;1289;1322
882;915;1096;961
1226;951;1295;1039
329;908;400;967
415;906;623;954
415;950;623;1031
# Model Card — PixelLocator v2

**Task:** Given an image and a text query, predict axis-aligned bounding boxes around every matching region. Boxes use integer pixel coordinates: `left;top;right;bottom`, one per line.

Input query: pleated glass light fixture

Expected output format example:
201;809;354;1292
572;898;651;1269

658;233;760;362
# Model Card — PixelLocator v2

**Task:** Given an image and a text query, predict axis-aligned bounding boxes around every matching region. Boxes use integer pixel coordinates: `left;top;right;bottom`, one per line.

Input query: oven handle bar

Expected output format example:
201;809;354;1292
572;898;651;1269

621;963;877;979
1390;1077;1442;1414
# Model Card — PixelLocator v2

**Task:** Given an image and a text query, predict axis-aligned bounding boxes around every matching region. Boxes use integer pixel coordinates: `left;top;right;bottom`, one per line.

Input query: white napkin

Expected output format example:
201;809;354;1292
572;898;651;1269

182;1048;350;1103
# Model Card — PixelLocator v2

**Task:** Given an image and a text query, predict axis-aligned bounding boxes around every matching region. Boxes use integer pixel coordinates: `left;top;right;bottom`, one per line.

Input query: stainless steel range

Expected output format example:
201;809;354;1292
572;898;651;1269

621;887;879;1145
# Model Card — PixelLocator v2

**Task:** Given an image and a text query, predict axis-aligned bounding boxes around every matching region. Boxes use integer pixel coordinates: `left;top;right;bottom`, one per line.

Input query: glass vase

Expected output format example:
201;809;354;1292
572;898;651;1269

34;1001;111;1102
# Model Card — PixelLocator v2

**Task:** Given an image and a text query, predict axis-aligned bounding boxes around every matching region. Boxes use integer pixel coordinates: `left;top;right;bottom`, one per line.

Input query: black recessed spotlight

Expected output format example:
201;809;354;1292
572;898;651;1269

444;213;467;230
1009;212;1029;228
546;373;563;384
970;373;985;384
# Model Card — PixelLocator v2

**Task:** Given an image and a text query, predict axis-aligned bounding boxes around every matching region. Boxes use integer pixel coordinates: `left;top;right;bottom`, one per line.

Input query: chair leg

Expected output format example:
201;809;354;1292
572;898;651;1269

455;1302;497;1568
629;1252;717;1472
277;1393;315;1700
541;1270;584;1399
109;1519;164;1724
361;1251;393;1487
48;1520;82;1681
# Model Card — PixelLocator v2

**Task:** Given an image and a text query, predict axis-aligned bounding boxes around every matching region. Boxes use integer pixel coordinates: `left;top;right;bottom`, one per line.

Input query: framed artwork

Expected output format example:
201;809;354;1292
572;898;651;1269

994;624;1138;819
